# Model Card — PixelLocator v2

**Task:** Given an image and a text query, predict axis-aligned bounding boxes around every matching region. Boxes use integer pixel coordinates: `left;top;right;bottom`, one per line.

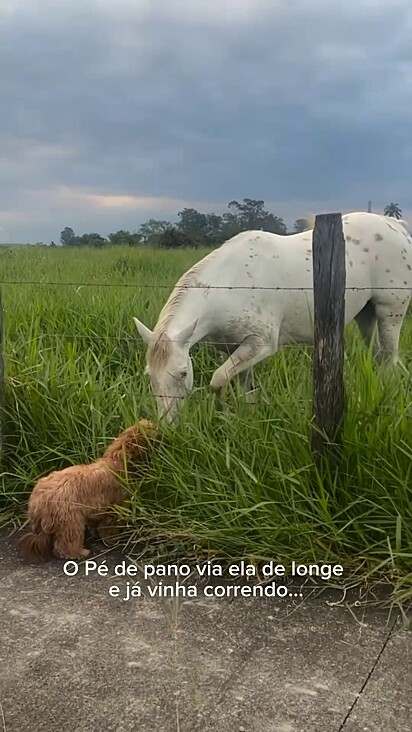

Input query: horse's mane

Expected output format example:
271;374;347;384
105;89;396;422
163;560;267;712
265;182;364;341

148;254;214;368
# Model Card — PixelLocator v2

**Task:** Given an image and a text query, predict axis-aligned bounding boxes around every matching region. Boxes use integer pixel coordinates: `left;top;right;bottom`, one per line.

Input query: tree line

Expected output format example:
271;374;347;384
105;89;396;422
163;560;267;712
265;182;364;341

58;199;404;249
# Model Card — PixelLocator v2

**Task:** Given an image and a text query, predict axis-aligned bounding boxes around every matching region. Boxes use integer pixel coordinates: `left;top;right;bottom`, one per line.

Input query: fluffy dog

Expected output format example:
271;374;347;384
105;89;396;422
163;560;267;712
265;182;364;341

18;419;159;563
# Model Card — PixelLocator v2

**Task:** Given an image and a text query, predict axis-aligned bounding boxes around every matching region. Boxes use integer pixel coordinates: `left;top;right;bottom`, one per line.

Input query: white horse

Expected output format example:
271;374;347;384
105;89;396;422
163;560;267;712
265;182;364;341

134;212;412;424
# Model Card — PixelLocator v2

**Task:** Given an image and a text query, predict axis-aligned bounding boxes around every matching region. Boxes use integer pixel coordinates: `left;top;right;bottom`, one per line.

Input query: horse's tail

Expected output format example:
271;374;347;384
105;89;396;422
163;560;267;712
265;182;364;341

18;527;53;563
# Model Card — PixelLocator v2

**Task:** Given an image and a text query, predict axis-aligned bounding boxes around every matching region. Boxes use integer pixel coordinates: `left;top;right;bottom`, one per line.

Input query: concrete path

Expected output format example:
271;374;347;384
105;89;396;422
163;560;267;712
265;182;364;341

1;527;411;732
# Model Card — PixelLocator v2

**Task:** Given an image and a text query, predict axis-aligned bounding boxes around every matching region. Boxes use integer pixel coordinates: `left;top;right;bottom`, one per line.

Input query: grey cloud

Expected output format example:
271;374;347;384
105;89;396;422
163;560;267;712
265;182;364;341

1;0;412;241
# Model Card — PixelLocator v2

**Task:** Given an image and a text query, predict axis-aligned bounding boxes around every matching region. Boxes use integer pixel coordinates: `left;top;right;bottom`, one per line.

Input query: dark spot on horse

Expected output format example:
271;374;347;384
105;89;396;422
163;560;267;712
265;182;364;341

349;261;353;267
390;279;394;283
305;257;310;261
404;281;408;285
306;249;311;255
408;265;412;270
361;261;366;265
375;255;379;261
386;269;390;273
353;239;360;245
249;255;253;258
346;235;352;241
374;233;383;241
363;247;369;252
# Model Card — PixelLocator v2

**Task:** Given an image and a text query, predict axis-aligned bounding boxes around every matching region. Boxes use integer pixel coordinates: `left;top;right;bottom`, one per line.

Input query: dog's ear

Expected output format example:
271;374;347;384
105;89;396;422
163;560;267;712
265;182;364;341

103;421;160;468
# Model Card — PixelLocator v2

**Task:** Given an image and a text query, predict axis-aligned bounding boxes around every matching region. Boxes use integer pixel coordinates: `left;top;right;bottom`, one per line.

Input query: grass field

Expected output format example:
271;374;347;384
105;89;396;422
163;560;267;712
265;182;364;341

1;244;412;603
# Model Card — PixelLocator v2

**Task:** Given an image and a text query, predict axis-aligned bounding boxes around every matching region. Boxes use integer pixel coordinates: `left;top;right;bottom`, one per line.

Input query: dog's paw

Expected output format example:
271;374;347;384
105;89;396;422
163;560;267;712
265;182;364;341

55;547;91;561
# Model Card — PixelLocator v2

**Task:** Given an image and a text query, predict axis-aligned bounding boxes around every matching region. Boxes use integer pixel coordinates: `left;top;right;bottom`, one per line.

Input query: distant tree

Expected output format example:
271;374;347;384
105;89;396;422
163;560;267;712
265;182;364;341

60;227;76;246
263;213;287;235
227;198;267;230
384;203;402;219
130;232;142;246
221;212;243;240
205;213;224;247
108;230;141;246
87;233;107;247
157;227;198;249
293;218;309;233
74;233;107;247
138;219;172;245
226;198;287;234
176;208;208;244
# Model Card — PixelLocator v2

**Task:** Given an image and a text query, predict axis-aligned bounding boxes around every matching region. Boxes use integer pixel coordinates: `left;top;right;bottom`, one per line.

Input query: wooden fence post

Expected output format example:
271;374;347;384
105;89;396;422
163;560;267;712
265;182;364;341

311;213;346;463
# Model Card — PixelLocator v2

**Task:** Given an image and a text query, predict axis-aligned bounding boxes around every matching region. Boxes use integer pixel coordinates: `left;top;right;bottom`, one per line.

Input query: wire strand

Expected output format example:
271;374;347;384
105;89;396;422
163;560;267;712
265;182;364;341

1;279;412;291
6;332;412;348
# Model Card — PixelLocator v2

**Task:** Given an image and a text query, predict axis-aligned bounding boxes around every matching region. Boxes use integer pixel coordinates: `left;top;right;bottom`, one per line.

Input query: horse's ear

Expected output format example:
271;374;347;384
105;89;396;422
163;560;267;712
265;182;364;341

133;317;153;344
176;319;197;345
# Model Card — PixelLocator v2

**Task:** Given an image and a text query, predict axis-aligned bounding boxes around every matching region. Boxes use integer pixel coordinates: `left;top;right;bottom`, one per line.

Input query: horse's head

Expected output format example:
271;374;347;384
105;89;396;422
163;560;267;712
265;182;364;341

133;317;196;425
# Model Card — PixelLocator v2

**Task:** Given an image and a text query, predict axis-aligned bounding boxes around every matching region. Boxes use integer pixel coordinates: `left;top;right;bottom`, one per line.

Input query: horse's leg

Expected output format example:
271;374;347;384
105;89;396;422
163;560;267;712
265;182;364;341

237;367;257;403
210;334;278;398
374;299;410;372
355;301;380;357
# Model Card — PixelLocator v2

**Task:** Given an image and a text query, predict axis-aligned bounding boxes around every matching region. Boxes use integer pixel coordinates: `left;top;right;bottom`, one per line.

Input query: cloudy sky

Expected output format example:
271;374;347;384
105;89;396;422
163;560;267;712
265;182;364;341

1;0;412;243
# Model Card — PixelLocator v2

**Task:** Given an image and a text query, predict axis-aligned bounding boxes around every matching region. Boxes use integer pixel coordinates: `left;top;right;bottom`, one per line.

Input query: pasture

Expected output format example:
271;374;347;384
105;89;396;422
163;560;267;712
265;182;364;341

1;244;412;602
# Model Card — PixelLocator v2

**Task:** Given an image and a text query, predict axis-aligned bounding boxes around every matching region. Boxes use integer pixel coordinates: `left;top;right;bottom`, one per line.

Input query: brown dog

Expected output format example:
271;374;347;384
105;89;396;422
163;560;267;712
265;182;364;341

18;419;159;563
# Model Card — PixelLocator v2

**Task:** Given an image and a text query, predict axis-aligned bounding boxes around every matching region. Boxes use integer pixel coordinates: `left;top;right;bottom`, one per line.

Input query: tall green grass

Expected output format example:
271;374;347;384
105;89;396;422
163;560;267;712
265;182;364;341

1;245;412;603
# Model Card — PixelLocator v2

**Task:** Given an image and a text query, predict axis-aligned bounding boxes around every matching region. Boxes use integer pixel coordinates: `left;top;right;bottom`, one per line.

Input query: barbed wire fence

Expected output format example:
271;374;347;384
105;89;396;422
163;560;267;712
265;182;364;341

1;279;412;290
2;213;412;462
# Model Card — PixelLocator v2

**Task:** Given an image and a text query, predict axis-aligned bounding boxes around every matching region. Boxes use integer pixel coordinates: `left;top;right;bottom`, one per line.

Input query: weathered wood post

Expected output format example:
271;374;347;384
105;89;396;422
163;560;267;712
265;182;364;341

311;213;346;463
